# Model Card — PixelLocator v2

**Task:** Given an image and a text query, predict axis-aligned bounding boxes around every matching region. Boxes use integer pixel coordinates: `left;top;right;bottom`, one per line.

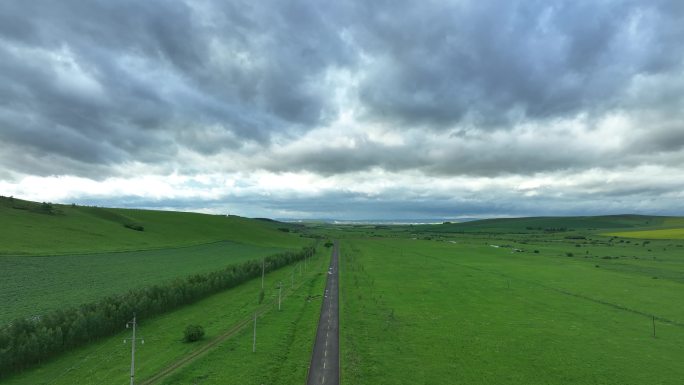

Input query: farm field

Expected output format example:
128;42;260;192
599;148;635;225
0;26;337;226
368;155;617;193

339;234;684;385
2;246;328;385
605;228;684;239
0;241;288;324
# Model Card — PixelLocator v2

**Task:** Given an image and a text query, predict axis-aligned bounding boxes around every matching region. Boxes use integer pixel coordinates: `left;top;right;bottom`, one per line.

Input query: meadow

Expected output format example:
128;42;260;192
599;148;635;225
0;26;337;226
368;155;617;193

339;232;684;384
2;247;328;385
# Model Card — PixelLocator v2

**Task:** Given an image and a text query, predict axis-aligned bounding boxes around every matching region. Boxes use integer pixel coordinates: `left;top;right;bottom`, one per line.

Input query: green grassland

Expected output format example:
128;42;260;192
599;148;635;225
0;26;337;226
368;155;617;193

159;250;327;385
2;246;328;385
339;233;684;385
5;200;684;385
0;196;305;255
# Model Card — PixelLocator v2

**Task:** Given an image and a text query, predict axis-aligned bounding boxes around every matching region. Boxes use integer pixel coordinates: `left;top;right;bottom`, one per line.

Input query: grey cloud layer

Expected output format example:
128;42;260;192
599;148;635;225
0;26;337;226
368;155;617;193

74;176;684;220
0;0;355;175
345;1;684;127
1;0;683;183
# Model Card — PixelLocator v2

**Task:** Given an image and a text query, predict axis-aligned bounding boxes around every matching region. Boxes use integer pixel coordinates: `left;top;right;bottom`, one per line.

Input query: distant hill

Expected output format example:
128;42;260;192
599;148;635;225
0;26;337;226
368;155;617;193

0;196;307;255
412;214;684;234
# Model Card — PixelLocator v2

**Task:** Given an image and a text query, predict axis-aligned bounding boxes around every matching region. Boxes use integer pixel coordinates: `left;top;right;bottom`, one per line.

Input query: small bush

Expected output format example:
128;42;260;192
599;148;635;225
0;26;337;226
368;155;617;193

30;202;56;215
565;252;574;257
123;223;145;231
183;324;205;342
324;241;334;248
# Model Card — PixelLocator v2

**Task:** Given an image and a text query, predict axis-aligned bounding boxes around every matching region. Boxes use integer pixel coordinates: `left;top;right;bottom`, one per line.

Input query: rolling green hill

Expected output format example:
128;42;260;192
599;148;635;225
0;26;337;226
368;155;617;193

0;196;312;323
0;196;306;255
415;214;680;234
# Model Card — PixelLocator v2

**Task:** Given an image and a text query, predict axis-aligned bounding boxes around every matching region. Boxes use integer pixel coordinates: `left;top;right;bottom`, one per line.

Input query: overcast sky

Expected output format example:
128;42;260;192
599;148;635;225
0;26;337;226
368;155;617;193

1;1;684;220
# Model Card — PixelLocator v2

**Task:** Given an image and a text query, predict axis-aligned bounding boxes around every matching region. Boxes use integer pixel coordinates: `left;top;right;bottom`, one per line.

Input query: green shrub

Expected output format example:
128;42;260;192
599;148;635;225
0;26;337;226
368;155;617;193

183;324;205;342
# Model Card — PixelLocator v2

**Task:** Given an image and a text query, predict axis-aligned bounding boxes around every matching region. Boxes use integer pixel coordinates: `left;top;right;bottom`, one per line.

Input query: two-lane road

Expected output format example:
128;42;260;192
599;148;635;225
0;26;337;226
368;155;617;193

306;241;340;385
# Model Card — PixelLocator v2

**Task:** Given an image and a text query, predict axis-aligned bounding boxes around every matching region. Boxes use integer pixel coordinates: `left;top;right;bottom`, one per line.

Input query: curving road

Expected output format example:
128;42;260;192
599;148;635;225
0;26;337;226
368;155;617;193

306;241;339;385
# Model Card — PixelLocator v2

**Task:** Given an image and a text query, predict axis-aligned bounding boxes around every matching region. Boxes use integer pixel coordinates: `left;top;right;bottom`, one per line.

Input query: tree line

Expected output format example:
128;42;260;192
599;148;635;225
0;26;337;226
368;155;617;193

0;245;315;377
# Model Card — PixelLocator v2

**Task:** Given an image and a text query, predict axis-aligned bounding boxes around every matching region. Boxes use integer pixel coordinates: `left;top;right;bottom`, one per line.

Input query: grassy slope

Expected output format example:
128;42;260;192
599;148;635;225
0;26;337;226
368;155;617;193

340;236;684;385
3;247;328;385
0;197;304;255
0;197;310;323
414;215;676;234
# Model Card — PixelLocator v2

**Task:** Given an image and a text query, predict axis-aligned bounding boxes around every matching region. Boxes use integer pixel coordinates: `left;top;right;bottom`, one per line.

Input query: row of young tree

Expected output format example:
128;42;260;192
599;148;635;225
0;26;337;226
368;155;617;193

0;245;315;377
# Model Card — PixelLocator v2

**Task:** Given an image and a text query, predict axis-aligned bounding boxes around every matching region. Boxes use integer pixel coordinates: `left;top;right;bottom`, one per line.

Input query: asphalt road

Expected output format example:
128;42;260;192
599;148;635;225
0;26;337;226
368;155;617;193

306;241;339;385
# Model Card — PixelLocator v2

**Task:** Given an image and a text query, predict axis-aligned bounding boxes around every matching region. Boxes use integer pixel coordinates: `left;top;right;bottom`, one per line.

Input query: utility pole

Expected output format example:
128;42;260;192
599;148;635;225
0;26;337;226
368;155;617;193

261;258;265;289
124;313;144;385
278;281;282;311
252;312;257;353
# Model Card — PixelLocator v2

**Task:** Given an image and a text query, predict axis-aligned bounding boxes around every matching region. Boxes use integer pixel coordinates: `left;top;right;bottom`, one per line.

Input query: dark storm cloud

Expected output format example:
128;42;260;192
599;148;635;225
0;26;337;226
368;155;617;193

1;0;683;183
0;0;355;175
352;0;684;129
